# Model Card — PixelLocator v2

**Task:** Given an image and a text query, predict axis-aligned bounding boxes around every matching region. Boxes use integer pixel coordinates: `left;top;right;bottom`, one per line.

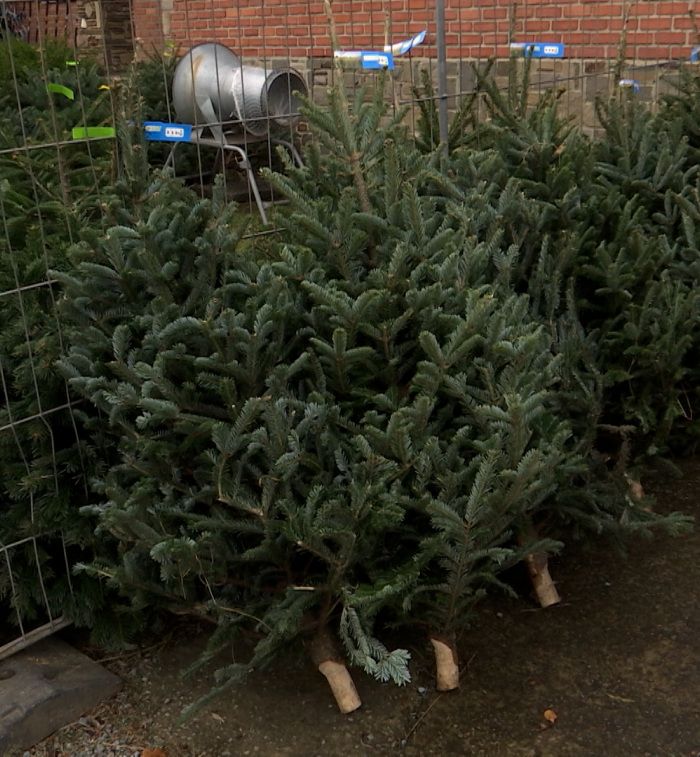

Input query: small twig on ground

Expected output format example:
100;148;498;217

403;694;443;744
404;651;474;744
606;692;635;703
463;651;477;671
95;634;173;664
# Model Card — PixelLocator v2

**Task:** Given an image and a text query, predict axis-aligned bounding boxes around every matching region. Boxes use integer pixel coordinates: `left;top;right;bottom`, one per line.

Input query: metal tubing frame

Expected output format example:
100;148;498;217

164;132;305;225
0;617;72;661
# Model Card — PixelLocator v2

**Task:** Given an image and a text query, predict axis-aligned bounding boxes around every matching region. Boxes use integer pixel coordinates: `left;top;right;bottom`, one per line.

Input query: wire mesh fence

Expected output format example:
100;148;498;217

133;1;698;133
0;0;697;659
1;0;77;46
0;0;97;659
127;0;698;209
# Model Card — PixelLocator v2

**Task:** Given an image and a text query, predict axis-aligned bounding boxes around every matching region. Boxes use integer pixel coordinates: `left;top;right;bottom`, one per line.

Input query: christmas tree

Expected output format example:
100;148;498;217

0;38;113;640
53;42;695;715
53;57;587;708
431;59;700;504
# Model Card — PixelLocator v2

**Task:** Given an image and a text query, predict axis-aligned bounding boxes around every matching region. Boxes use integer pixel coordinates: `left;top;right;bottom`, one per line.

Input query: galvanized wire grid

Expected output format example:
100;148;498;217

0;0;695;658
0;0;98;660
3;2;692;214
1;0;77;46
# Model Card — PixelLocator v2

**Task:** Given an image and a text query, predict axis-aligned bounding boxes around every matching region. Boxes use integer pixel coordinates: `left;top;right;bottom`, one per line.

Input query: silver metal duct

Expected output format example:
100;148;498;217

172;42;307;138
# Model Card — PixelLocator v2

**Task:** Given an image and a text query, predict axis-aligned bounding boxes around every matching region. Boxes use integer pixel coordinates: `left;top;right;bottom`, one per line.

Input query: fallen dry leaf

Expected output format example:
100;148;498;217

543;708;558;725
141;750;167;757
211;712;225;723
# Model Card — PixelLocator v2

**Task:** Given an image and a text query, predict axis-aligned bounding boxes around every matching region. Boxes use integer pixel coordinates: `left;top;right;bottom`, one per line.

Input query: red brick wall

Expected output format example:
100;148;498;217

133;0;699;61
132;0;167;54
5;1;79;46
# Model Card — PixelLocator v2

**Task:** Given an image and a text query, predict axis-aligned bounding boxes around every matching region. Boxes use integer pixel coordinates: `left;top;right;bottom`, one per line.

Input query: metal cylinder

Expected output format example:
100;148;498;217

172;43;240;126
172;42;307;137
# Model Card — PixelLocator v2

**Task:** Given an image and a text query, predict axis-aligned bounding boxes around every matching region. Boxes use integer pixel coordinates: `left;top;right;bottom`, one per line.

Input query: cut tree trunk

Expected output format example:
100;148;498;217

625;473;645;502
429;634;459;691
518;523;561;608
523;551;561;608
310;629;361;714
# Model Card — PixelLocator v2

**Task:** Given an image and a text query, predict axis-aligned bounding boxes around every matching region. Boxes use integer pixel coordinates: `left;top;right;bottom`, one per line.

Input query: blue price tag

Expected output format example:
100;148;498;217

360;51;395;70
691;47;699;62
618;79;640;93
144;121;193;142
511;42;565;59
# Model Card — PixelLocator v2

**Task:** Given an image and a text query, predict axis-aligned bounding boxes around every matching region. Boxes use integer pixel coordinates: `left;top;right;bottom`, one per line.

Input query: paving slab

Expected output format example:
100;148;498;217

0;637;121;754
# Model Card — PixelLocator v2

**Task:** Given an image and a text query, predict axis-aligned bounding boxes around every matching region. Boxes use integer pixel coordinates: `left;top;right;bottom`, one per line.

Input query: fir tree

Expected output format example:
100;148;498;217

57;124;413;712
267;76;580;683
55;50;696;716
0;39;114;640
432;59;700;495
660;61;700;162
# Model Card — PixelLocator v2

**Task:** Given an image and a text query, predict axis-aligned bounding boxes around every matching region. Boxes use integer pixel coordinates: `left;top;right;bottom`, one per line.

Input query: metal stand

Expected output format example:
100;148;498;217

163;131;304;225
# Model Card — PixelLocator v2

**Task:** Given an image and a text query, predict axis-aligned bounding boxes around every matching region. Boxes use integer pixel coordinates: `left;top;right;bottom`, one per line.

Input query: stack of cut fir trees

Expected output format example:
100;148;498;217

3;27;699;715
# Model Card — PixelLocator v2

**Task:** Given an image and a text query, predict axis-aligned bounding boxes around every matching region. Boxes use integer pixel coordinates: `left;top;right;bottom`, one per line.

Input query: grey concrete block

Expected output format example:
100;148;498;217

0;638;121;754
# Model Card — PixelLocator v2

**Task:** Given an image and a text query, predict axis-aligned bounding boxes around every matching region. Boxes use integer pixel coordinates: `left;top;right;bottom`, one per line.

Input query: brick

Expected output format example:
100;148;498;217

672;16;695;31
656;1;694;14
482;8;508;19
68;0;699;66
640;17;673;30
626;32;657;45
552;20;580;31
654;31;688;44
580;18;611;31
521;20;554;33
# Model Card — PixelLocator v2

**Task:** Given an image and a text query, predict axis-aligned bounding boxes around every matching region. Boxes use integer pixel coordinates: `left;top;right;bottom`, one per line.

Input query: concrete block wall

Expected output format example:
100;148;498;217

298;57;689;135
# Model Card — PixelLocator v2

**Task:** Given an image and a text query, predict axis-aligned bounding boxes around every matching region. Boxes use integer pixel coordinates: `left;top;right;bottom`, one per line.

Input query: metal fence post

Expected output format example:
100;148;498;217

435;0;449;151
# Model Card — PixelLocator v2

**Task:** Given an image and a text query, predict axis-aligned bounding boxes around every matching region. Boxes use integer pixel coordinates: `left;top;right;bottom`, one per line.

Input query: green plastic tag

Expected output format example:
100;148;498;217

71;126;116;140
66;60;79;67
47;83;75;100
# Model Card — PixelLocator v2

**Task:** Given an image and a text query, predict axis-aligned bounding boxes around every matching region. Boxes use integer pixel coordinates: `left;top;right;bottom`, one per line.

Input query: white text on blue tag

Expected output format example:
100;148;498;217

510;42;565;59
